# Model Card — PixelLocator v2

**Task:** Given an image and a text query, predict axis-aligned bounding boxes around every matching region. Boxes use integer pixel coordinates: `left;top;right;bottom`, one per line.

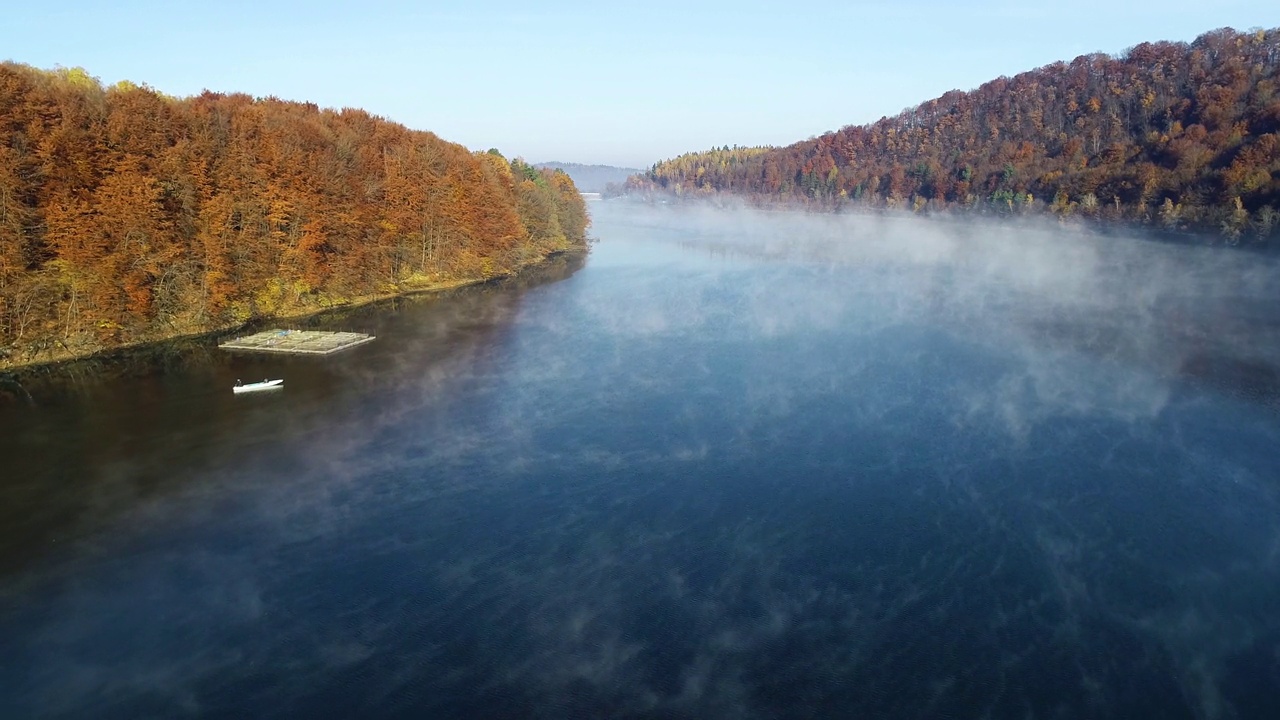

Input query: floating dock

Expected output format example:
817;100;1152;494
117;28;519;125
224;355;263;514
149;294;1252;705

218;329;375;355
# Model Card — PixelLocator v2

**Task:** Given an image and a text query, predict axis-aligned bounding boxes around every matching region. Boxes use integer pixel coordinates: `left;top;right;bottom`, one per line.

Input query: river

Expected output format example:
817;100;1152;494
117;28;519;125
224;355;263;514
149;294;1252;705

2;201;1279;719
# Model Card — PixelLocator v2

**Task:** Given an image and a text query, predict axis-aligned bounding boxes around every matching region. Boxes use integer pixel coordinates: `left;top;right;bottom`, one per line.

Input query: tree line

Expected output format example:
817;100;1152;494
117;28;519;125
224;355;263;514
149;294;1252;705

0;63;588;367
628;27;1280;242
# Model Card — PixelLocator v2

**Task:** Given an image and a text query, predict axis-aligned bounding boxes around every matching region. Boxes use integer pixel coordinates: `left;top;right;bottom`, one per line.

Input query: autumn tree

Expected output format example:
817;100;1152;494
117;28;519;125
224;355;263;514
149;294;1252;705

0;61;589;367
634;27;1280;241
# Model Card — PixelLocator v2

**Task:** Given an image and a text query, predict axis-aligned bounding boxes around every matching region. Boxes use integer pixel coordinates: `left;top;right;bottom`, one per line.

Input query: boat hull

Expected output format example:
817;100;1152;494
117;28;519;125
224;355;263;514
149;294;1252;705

233;379;283;394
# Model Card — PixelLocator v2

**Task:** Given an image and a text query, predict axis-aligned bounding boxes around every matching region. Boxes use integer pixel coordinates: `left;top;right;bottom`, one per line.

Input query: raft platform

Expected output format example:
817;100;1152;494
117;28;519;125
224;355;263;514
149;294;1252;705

219;329;375;355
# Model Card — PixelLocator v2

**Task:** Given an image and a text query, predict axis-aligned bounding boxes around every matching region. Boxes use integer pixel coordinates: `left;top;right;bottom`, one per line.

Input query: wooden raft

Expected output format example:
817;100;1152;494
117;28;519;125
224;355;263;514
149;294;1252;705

218;329;375;355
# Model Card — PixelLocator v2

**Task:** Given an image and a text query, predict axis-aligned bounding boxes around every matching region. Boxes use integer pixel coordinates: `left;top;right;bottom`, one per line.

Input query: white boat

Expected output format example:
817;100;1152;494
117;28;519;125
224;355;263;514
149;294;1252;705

233;378;283;394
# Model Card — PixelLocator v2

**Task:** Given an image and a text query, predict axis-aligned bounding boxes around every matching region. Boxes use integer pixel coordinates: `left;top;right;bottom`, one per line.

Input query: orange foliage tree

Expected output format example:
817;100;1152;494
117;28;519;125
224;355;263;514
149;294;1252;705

636;27;1280;241
0;63;589;366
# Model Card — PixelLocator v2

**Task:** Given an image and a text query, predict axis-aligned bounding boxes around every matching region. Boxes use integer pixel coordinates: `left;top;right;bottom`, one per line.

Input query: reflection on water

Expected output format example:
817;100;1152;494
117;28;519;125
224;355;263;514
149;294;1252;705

0;253;586;575
1;204;1278;719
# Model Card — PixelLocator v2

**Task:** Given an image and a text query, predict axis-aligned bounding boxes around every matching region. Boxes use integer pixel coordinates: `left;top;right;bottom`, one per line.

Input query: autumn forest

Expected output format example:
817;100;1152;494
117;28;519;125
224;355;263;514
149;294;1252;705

6;26;1280;370
0;63;588;368
629;28;1280;242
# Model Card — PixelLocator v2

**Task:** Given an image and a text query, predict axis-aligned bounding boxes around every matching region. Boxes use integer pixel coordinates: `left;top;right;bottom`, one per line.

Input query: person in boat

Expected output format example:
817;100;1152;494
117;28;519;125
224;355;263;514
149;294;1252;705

236;379;242;387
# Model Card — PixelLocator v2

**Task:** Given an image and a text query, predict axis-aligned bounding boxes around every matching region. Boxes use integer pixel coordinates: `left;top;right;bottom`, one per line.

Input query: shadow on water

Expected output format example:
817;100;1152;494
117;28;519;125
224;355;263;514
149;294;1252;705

1177;352;1280;408
0;252;586;577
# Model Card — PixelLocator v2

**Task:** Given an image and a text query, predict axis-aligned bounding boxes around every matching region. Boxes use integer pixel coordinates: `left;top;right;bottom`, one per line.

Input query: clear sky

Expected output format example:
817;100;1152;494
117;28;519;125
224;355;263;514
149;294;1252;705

2;1;1275;168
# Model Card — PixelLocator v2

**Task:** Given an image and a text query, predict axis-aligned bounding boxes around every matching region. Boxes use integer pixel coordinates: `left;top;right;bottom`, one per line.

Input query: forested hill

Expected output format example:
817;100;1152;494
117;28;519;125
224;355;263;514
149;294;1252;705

0;63;588;368
633;27;1280;242
536;162;641;193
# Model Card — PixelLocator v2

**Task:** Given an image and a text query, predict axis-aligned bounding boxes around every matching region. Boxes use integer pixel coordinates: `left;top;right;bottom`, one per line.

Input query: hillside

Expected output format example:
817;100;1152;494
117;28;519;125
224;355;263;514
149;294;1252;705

536;162;641;193
633;27;1280;241
0;64;588;368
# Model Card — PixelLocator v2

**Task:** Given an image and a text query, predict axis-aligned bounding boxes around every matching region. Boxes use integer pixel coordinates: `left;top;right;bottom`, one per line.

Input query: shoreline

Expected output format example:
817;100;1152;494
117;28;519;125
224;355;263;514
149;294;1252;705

1;247;588;384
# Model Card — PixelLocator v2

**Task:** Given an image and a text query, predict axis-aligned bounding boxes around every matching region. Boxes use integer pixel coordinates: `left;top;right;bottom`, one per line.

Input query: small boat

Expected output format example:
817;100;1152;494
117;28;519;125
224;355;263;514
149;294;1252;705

233;378;283;394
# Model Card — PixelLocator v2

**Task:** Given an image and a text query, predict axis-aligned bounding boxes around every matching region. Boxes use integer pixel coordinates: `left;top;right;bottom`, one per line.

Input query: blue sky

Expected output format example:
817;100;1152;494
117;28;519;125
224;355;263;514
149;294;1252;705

2;1;1275;168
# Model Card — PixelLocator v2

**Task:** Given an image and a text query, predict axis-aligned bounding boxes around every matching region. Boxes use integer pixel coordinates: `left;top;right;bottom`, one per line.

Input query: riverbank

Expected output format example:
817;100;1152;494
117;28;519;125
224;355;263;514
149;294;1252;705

0;247;588;389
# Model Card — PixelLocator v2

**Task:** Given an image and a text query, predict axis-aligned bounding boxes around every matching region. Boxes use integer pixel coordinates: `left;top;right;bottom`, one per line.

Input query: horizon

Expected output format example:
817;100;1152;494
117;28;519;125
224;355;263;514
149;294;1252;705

2;1;1276;168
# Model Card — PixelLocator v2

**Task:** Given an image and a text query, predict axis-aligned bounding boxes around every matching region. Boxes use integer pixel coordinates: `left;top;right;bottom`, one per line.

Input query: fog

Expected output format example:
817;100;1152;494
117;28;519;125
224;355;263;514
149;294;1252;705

604;200;1280;409
3;201;1279;718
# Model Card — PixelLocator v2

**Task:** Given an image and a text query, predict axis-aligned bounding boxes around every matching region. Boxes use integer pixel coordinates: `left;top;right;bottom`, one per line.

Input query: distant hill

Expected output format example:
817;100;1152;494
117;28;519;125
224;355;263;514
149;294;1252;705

632;27;1280;242
536;162;643;193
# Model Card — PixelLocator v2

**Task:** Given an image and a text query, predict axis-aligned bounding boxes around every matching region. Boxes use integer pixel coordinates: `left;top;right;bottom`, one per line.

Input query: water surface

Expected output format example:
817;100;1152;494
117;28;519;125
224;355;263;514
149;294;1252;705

2;202;1279;719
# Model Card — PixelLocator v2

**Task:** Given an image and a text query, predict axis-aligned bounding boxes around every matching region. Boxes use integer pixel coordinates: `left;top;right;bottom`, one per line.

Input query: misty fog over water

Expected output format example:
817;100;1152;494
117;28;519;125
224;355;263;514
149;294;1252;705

2;200;1280;719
